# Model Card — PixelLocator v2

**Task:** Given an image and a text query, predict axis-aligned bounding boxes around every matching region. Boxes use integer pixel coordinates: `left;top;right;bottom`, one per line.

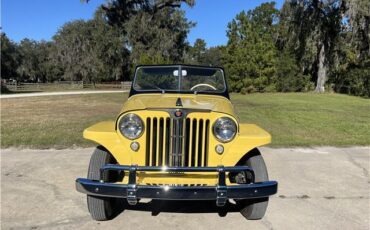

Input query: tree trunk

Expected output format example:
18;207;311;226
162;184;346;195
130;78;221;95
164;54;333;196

315;45;327;93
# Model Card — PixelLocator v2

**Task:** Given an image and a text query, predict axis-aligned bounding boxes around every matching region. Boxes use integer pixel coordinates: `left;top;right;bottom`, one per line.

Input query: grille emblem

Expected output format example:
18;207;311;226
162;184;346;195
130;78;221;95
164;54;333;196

174;110;183;118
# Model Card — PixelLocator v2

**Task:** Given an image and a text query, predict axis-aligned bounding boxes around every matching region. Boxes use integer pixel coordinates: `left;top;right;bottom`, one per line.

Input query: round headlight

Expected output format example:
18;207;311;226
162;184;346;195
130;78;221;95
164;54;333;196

213;117;237;142
118;114;144;140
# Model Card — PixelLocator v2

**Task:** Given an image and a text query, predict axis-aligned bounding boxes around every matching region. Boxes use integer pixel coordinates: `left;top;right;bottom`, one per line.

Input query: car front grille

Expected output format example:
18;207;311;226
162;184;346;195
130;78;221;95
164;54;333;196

145;116;210;167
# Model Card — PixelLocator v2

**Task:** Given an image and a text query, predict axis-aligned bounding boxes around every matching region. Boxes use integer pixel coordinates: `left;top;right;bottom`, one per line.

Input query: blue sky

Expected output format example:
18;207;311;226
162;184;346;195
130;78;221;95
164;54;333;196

1;0;283;47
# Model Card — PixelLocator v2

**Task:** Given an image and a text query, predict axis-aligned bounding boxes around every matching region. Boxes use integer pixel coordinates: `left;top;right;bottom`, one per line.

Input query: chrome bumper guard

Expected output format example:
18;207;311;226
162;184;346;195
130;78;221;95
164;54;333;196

75;165;278;207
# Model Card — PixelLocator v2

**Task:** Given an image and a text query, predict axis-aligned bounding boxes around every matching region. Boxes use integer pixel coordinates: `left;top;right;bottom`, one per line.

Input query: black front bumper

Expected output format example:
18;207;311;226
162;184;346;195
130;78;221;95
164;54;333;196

76;165;278;207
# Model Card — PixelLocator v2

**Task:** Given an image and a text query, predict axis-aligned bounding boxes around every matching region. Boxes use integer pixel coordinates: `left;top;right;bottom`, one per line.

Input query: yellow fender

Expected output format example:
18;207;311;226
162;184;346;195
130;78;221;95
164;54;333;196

84;121;271;167
221;124;271;166
83;121;130;165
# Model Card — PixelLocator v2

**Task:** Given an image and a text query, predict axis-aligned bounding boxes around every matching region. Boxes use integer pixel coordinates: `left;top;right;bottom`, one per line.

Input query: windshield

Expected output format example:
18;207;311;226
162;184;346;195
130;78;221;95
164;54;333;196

133;66;227;93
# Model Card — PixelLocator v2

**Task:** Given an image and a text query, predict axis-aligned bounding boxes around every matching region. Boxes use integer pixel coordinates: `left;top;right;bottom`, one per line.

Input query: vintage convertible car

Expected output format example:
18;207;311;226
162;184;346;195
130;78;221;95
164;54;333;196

76;65;278;221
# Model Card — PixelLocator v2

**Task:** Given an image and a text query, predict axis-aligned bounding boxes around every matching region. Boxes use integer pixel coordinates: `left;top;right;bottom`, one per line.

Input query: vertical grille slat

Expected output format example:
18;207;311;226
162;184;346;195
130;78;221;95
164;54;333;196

204;120;210;166
184;118;191;166
181;118;186;166
197;119;204;167
192;119;198;167
145;118;151;166
194;119;200;167
165;118;171;166
151;118;157;166
158;118;164;166
145;114;210;168
188;118;194;167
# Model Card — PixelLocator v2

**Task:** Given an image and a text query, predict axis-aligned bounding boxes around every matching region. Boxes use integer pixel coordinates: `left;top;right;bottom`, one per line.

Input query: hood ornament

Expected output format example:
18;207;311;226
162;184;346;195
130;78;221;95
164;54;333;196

176;98;183;107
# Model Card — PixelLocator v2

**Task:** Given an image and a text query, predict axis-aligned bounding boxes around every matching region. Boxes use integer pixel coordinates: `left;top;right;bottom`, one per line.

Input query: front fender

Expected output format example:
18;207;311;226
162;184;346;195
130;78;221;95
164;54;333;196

221;124;271;166
83;121;131;165
84;121;271;167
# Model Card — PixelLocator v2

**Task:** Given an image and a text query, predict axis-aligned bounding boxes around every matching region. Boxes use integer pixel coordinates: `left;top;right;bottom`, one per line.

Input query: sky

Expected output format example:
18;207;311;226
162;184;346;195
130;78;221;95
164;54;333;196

1;0;284;47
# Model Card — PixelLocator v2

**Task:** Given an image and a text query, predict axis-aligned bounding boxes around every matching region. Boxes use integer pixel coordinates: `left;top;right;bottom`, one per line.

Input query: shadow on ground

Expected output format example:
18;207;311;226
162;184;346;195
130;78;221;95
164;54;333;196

111;199;242;219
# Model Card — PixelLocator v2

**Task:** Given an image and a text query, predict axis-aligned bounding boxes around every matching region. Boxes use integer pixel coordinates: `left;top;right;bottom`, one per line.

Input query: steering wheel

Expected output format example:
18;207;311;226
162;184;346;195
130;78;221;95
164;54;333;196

190;83;217;91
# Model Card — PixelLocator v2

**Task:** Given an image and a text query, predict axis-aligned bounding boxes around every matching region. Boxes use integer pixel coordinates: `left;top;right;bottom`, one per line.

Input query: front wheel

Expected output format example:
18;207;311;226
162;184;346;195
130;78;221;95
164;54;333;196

86;146;120;221
237;148;270;220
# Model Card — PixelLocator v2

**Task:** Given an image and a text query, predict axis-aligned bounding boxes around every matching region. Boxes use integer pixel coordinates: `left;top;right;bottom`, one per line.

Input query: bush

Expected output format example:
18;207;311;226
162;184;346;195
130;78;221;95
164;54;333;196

305;81;315;91
246;85;256;94
275;51;311;92
253;76;269;92
0;84;12;94
333;66;370;97
264;84;277;92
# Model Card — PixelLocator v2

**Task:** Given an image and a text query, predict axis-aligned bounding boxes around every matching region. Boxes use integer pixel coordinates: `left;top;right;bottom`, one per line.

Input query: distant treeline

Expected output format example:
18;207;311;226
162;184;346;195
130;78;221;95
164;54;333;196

1;1;369;97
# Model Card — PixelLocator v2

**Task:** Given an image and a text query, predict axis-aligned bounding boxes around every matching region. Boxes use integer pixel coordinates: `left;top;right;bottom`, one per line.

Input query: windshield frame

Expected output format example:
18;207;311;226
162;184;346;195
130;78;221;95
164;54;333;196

129;64;229;99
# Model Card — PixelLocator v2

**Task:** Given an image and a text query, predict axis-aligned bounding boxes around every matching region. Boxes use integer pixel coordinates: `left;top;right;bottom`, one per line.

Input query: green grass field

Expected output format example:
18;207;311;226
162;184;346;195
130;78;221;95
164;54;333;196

1;92;369;148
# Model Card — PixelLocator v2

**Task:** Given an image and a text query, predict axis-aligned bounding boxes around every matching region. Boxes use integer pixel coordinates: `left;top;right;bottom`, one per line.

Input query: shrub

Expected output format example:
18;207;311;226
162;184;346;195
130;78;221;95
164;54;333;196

275;51;311;92
264;84;277;92
333;66;370;97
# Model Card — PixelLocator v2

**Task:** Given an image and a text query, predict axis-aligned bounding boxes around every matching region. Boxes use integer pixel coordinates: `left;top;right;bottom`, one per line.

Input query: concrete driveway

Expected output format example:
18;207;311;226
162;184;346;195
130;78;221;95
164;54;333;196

1;147;369;230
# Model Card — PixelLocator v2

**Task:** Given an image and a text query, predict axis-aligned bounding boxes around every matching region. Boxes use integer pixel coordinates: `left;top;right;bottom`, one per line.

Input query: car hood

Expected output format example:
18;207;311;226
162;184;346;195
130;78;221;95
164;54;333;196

120;93;236;117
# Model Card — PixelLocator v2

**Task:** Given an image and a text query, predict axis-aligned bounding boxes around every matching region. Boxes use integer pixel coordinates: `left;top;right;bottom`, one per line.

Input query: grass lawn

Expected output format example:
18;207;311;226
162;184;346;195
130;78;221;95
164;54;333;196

1;92;369;148
1;83;127;94
232;93;370;146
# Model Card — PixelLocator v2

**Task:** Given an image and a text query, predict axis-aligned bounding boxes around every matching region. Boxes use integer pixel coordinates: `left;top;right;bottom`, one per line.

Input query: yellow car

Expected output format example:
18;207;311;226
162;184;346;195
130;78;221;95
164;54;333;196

76;65;278;221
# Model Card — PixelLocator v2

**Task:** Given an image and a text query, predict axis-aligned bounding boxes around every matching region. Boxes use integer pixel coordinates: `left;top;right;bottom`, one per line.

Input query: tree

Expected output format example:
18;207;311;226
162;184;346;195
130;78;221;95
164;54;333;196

279;0;344;92
52;14;130;83
90;9;131;81
94;0;195;64
126;8;194;64
275;50;312;92
1;33;20;80
224;3;279;92
184;39;224;66
278;0;369;95
17;39;40;81
330;22;370;97
36;41;63;82
98;0;195;28
343;0;370;60
186;38;207;64
202;46;224;67
52;20;97;82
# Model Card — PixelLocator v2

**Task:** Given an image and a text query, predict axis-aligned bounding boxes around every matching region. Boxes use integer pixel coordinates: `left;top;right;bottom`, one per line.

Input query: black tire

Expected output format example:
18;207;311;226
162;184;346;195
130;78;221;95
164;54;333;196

87;146;119;221
238;148;269;220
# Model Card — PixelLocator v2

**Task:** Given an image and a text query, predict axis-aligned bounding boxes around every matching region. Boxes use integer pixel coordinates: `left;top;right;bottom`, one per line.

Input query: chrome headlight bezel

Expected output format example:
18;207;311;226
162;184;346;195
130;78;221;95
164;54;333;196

118;113;144;140
213;117;237;143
